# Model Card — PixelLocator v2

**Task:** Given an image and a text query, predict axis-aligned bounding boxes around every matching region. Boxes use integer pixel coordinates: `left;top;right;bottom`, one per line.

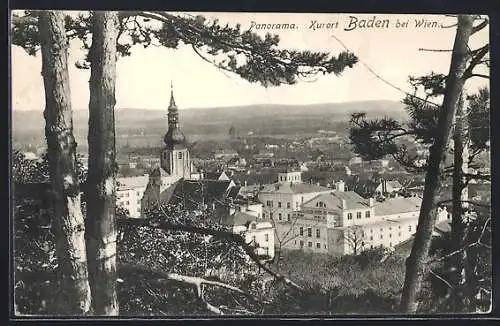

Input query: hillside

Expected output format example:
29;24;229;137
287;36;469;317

12;100;407;150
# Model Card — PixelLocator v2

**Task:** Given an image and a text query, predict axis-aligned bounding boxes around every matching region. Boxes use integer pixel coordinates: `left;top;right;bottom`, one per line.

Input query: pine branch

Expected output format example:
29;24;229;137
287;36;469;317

471;19;489;35
118;217;304;291
463;44;489;79
120;263;266;315
469;73;489;79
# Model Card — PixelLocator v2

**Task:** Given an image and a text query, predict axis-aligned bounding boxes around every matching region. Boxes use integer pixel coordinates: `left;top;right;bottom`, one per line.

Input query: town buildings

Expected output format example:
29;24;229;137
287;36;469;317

282;185;449;255
115;83;274;260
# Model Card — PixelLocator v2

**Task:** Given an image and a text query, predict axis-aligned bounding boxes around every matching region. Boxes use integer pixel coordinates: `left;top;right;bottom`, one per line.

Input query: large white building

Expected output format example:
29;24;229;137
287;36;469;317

285;188;449;256
256;170;332;246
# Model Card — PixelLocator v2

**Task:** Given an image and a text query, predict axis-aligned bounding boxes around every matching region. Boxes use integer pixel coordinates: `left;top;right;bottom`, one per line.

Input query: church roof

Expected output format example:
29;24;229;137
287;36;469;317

159;179;237;210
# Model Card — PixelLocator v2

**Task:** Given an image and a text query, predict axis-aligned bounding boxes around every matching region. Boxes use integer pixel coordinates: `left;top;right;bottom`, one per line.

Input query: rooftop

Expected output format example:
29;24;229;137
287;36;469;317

220;211;272;227
117;175;149;189
259;182;331;194
374;197;422;216
303;191;369;210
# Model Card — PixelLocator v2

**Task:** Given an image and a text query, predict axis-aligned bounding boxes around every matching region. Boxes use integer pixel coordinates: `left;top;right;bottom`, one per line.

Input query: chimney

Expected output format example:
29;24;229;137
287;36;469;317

336;180;345;192
369;197;374;207
341;199;346;209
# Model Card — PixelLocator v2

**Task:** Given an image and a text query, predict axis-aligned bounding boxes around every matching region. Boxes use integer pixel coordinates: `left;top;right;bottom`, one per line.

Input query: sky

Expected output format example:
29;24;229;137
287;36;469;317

11;12;489;111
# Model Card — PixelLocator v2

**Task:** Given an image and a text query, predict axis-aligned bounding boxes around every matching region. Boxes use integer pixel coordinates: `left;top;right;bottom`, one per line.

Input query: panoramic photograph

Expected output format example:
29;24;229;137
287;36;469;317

10;11;491;316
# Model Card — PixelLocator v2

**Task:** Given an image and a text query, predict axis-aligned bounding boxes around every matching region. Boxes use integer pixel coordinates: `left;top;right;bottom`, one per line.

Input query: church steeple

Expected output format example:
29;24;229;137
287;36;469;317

164;81;186;148
167;81;179;128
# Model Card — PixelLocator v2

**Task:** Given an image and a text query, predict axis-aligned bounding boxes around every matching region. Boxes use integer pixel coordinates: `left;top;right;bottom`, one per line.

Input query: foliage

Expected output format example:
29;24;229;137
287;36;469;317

349;75;490;172
417;212;491;313
12;11;358;88
12;150;87;184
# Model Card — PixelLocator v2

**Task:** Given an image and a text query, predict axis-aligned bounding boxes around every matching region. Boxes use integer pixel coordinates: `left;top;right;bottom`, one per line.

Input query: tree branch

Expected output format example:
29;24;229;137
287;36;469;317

118;217;304;290
469;73;489;79
471;19;489;35
463;44;489;79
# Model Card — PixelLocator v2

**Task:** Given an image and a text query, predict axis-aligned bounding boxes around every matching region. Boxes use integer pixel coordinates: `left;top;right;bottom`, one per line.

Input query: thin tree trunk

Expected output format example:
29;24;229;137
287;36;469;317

39;11;92;315
450;92;469;310
399;15;474;313
85;11;119;316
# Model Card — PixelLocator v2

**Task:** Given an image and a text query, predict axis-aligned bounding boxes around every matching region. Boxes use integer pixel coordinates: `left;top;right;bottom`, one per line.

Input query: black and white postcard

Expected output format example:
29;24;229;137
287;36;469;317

10;11;491;317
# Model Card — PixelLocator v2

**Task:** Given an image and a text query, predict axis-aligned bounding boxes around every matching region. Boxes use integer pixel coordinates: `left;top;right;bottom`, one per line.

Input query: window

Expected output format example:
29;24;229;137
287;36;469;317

316;229;320;238
252;236;256;243
266;200;272;207
398;232;401;237
300;240;304;247
287;202;291;209
389;233;392;238
126;201;129;205
136;191;141;196
316;242;321;249
390;242;392;247
370;236;373;241
380;235;383;239
308;228;312;237
380;228;383;232
278;202;282;208
125;192;129;197
296;202;299;209
251;223;256;229
178;152;183;159
389;226;392;231
300;227;304;236
324;244;327;249
370;229;373;233
137;208;140;212
365;211;371;218
398;225;401;229
308;241;313;247
356;212;362;219
409;225;412;232
278;213;282;220
270;213;273;219
265;234;269;242
347;213;353;220
287;213;291;221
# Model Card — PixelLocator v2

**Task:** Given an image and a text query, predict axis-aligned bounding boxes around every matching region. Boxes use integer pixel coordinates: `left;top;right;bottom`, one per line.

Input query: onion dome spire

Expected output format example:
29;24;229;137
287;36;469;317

163;81;186;148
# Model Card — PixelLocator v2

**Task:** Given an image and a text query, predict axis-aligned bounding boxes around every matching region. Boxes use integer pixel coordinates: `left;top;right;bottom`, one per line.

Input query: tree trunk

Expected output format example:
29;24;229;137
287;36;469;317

85;11;119;316
39;11;92;315
450;92;469;310
399;15;474;313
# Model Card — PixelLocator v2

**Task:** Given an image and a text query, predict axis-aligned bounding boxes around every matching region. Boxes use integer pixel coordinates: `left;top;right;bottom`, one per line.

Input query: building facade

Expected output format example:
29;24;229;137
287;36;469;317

284;187;449;256
256;170;332;246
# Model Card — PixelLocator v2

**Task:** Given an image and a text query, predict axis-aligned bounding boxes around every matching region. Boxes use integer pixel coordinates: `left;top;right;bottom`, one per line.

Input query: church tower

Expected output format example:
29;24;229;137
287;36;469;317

160;82;191;179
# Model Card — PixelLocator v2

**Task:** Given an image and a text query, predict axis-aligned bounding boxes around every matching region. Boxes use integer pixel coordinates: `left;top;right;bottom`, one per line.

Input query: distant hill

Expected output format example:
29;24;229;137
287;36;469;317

12;100;407;149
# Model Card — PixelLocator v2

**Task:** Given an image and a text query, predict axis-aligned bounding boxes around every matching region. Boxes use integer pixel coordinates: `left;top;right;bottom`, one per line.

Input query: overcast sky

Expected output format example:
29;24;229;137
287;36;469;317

11;12;489;111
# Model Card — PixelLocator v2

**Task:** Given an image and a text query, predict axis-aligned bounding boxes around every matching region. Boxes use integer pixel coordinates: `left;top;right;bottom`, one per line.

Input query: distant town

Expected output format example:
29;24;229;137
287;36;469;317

17;87;491;261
